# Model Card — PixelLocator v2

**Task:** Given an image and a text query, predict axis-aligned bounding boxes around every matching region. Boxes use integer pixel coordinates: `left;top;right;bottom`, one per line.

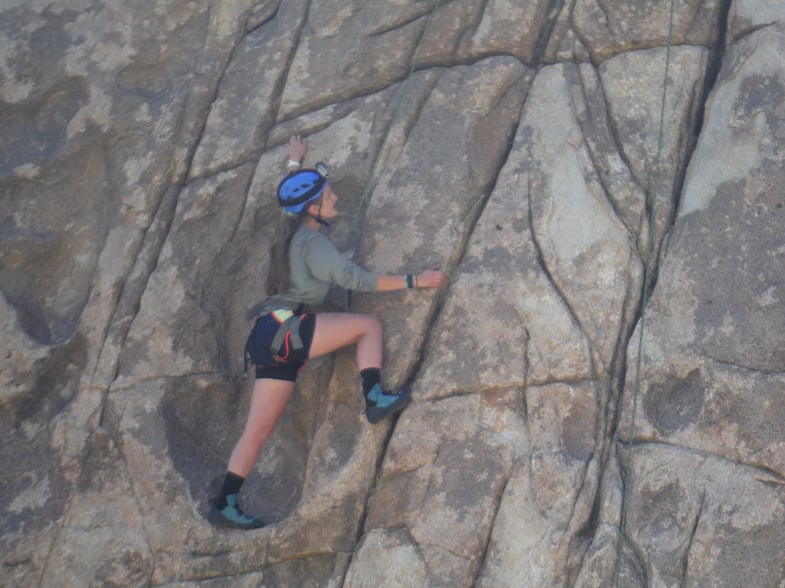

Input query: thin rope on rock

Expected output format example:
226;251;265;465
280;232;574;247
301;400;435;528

613;0;677;584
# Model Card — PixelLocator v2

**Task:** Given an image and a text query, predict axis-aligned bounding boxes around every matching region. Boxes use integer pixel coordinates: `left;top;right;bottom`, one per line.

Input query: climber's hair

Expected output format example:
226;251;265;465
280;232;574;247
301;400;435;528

265;198;320;295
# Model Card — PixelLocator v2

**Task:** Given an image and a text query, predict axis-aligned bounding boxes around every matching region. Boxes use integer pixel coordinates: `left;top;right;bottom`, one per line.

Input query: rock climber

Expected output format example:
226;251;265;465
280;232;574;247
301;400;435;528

208;135;446;529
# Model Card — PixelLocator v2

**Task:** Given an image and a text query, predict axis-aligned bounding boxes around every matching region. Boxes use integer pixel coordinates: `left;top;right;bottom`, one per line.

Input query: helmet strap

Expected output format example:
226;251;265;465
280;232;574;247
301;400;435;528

307;198;330;227
310;214;330;227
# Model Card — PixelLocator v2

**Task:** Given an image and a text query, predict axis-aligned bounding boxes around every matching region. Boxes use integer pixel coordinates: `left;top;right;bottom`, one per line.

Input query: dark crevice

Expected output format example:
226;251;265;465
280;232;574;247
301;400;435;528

426;383;525;404
727;20;778;45
680;489;705;586
688;0;729;142
612;440;650;587
592;74;647;246
268;0;312;128
675;0;730;221
396;72;443;151
100;28;233;386
186;9;254;183
564;449;601;585
642;0;731;301
99;185;183;398
399;71;532;394
349;406;400;557
617;437;785;481
471;466;513;584
191;101;359;187
342;45;445;263
604;5;736;578
531;0;567;66
459;0;492;51
366;3;436;39
519;325;530;420
568;455;606;583
751;463;785;484
606;280;636;415
570;380;622;579
571;64;645;244
525;173;595;373
187;0;309;192
228;1;312;240
352;62;531;573
349;1;450;570
244;0;280;34
703;353;785;376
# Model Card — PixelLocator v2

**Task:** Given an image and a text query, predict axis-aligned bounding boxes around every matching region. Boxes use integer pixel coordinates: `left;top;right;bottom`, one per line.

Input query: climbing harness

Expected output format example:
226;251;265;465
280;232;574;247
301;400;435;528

613;0;677;585
244;307;306;372
269;309;305;361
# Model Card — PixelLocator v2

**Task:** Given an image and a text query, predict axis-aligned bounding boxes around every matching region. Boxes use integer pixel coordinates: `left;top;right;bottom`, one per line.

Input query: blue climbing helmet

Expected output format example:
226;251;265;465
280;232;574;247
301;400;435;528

277;167;327;214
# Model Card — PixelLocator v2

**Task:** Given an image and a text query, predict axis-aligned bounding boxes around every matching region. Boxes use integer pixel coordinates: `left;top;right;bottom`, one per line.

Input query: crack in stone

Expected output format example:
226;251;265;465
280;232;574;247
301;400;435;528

680;488;705;586
244;0;280;34
366;3;434;39
460;0;492;51
95;183;183;421
728;20;778;44
571;63;648;250
113;428;158;585
563;451;602;583
618;437;785;481
525;173;594;369
532;0;568;65
471;465;513;584
703;353;785;376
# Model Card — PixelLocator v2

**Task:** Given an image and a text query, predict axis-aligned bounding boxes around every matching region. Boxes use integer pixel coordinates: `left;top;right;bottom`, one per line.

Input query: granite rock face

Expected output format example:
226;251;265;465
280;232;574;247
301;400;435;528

1;1;784;586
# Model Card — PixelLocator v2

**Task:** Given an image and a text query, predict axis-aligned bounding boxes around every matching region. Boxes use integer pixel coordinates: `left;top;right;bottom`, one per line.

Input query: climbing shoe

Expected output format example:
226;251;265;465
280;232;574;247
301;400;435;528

207;494;265;530
364;383;411;424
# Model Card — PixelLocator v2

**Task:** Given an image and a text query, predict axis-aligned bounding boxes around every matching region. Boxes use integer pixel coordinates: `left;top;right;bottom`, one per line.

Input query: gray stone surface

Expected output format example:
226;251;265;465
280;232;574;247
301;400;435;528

2;1;784;586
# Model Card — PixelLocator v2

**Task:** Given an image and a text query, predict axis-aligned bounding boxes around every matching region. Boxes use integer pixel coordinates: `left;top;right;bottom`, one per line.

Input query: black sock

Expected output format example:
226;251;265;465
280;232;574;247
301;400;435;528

216;471;245;509
360;368;381;396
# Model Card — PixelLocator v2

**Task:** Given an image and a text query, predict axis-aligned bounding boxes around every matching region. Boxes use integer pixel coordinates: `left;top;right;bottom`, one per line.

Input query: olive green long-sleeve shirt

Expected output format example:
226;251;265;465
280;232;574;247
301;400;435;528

262;224;377;312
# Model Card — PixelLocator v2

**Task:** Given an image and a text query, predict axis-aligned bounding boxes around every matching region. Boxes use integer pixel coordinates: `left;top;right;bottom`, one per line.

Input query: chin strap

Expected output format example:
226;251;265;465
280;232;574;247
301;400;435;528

310;197;330;226
310;214;330;227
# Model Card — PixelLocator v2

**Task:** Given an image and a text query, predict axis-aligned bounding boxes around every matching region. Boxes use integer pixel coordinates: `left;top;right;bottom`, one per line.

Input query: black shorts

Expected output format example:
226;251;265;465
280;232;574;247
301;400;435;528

255;312;316;382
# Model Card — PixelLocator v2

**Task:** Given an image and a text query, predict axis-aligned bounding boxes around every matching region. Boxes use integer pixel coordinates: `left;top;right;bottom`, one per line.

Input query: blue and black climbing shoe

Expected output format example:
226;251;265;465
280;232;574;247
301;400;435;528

207;494;265;530
364;383;411;424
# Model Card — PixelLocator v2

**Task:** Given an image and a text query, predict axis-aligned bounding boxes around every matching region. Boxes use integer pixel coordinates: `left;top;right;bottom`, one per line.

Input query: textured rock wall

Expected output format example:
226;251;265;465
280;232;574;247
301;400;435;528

1;1;784;586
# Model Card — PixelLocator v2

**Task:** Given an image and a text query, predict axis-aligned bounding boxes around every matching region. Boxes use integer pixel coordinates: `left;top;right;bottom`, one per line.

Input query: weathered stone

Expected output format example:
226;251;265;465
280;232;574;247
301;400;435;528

279;1;428;118
599;45;708;250
728;1;785;40
357;391;521;585
345;529;429;587
2;1;784;586
39;428;153;587
619;21;785;474
190;0;308;179
454;0;553;63
572;0;725;60
356;55;529;381
476;382;599;586
605;444;785;588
